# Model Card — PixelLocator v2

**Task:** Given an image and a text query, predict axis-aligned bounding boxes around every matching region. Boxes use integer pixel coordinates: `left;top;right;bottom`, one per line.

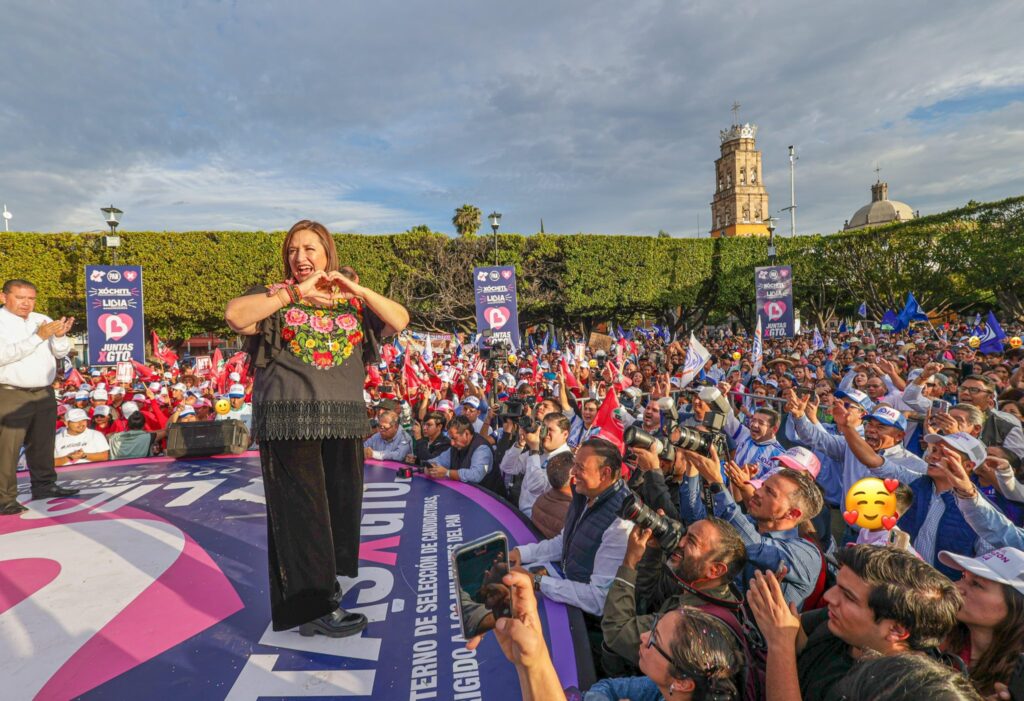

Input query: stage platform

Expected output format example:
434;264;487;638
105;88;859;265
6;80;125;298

2;453;594;700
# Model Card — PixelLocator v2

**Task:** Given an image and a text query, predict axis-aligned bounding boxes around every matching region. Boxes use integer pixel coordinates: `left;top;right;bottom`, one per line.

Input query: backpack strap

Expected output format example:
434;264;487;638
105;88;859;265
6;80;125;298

800;534;829;611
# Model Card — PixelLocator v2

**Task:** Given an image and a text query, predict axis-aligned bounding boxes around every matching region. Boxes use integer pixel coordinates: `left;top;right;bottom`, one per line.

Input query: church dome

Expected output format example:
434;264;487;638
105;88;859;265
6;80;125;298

844;181;915;231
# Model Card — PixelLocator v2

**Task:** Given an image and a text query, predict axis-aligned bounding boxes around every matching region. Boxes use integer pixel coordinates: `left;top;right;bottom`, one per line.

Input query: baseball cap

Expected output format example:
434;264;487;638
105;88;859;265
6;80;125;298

924;432;987;467
91;388;108;400
499;373;516;386
178;405;196;418
131;393;146;402
75;390;89;400
229;372;241;382
835;389;873;411
90;369;101;376
771;446;822;479
436;400;454;412
120;401;140;418
109;386;125;396
865;406;907;432
194;398;212;408
462;396;481;409
66;408;88;423
171;383;186;392
148;382;162;392
228;383;246;398
938;548;1024;597
93;404;112;417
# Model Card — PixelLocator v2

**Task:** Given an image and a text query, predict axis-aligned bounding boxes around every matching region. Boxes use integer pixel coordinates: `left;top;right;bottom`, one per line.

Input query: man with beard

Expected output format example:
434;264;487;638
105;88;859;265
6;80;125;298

600;517;747;675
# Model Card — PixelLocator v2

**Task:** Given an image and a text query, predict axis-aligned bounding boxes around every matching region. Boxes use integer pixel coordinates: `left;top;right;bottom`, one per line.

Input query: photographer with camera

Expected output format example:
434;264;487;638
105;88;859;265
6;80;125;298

626;429;684;521
601;508;747;675
406;410;450;465
501;409;572;518
681;443;824;608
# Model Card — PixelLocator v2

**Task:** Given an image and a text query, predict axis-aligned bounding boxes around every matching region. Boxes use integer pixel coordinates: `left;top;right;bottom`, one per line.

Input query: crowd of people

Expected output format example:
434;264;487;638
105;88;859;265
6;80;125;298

7;266;1024;699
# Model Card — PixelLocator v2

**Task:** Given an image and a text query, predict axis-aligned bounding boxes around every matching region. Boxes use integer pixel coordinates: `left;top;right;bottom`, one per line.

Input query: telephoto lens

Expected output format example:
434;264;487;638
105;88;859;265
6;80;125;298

671;425;717;458
618;492;686;551
623;425;675;463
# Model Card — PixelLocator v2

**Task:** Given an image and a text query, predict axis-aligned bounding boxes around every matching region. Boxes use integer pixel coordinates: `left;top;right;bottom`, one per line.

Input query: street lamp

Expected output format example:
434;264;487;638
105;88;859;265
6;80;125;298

766;216;778;265
101;205;123;263
489;211;502;265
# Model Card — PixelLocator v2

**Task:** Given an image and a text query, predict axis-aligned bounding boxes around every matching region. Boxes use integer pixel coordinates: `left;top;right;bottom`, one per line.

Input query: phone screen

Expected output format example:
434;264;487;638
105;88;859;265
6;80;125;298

451;533;512;639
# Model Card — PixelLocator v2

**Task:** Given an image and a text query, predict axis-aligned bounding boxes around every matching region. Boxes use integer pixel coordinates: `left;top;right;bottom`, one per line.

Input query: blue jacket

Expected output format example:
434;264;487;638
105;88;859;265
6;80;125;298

898;476;977;579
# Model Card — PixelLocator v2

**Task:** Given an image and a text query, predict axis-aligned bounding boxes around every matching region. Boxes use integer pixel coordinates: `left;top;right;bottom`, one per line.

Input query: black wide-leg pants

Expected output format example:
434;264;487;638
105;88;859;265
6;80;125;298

259;436;364;631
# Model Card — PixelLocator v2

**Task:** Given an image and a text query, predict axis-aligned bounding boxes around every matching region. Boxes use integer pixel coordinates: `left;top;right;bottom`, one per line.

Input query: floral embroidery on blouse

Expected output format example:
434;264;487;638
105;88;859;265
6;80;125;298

274;291;365;370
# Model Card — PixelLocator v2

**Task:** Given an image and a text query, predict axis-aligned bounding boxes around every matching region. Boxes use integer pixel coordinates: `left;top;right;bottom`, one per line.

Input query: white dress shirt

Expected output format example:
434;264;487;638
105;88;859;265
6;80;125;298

517;512;633;616
54;427;110;462
0;307;71;387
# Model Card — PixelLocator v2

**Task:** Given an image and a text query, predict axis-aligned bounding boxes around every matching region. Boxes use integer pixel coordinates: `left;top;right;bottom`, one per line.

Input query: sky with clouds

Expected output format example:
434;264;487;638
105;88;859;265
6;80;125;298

3;0;1023;237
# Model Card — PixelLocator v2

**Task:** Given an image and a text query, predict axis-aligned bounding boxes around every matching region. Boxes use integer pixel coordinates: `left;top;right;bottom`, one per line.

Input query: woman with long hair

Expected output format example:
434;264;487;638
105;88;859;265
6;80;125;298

940;548;1024;697
225;220;409;637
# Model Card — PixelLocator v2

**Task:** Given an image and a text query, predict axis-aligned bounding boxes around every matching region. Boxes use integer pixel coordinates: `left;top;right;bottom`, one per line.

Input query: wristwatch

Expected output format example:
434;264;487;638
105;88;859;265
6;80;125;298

708;481;725;494
533;572;544;592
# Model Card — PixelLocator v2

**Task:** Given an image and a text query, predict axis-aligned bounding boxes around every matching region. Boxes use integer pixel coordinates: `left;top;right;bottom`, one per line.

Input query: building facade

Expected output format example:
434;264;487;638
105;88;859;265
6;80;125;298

710;122;770;238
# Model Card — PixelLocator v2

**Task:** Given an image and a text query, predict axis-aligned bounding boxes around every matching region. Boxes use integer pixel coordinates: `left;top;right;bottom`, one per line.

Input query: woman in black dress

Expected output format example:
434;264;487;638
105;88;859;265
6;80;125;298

225;220;409;636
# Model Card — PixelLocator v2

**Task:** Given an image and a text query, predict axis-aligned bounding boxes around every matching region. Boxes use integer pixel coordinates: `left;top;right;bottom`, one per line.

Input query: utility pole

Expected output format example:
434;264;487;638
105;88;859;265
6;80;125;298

780;145;798;237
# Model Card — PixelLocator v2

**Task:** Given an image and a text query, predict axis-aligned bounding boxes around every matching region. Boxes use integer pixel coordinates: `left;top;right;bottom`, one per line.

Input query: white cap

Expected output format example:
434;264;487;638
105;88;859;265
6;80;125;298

229;372;241;382
66;408;88;423
939;548;1024;596
171;383;187;392
228;383;246;398
109;386;125;396
91;388;108;400
924;432;987;467
436;400;454;412
121;401;140;418
178;405;196;417
148;382;162;392
93;404;112;417
462;396;481;409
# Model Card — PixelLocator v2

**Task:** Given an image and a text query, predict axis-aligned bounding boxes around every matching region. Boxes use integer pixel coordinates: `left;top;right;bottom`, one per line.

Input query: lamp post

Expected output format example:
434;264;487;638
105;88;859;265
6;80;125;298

766;216;778;265
2;204;11;232
488;211;502;265
101;205;123;264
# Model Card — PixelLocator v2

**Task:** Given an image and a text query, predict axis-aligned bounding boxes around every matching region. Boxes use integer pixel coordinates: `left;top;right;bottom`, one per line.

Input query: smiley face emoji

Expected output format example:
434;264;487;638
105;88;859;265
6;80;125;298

844;477;899;530
215;398;231;415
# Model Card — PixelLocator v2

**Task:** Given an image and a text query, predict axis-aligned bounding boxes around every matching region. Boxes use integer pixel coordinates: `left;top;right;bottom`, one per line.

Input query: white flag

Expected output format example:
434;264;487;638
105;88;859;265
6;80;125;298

679;332;711;388
751;317;763;376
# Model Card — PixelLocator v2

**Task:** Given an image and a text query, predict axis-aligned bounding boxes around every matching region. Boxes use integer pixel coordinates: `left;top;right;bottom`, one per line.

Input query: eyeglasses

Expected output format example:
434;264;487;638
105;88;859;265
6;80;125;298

961;386;990;395
646;612;675;666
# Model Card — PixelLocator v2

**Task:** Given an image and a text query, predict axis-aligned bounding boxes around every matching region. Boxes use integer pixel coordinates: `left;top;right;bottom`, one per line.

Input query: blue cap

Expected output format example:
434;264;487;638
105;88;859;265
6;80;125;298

834;389;873;411
866;405;907;431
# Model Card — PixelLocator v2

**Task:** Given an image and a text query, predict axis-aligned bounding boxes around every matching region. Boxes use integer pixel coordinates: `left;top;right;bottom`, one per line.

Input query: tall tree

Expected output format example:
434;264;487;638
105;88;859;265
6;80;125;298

452;204;482;237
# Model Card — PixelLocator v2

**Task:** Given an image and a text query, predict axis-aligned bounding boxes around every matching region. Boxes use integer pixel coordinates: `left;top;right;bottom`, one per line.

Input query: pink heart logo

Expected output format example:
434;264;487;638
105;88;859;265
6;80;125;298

501;270;513;280
123;270;137;282
763;300;787;321
780;268;789;278
97;313;133;341
484;307;510;330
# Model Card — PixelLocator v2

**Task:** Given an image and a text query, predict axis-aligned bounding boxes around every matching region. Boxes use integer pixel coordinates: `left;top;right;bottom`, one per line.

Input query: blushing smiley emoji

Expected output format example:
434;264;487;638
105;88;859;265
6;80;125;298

843;477;899;530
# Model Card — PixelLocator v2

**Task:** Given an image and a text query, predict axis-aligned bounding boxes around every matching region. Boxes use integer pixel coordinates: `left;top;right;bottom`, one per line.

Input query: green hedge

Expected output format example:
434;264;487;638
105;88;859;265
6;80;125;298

1;195;1021;340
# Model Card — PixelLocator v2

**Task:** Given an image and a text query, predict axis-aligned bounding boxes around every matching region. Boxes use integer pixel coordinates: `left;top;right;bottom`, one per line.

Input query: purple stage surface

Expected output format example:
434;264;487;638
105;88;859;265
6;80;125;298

1;454;594;700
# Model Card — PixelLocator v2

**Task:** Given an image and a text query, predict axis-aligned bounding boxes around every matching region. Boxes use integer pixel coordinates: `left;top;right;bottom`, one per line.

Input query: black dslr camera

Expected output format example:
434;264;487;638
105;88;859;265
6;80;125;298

479;329;511;371
499;400;541;434
618;491;686;551
624;425;675;463
671;385;729;458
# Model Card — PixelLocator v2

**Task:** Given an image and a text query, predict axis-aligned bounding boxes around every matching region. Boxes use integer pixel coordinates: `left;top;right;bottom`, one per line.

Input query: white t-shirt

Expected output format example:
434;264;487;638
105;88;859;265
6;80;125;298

54;427;110;463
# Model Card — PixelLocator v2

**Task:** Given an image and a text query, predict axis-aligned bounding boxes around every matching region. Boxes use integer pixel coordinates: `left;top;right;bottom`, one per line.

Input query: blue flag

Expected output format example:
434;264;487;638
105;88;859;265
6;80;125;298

813;327;825;350
858;302;868;318
894;293;929;332
839;320;848;333
393;337;404;359
880;310;899;330
978;311;1007;354
616;324;625;340
550;331;560;352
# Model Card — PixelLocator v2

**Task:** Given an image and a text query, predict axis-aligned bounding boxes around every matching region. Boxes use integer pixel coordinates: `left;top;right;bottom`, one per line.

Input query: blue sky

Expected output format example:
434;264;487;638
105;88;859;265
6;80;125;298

2;0;1023;237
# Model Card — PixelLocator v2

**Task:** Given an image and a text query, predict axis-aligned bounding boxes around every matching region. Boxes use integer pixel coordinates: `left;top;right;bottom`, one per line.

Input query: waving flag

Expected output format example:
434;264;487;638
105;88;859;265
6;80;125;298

421;333;433;364
64;358;86;388
679;333;711;388
151;331;179;366
858;302;868;318
751;316;763;375
812;327;825;350
540;330;550;354
827;335;837;354
894;293;929;332
130;359;158;382
560;353;581;392
880;310;899;330
550;331;560;352
589;387;624;454
838;319;848;333
978;311;1007;354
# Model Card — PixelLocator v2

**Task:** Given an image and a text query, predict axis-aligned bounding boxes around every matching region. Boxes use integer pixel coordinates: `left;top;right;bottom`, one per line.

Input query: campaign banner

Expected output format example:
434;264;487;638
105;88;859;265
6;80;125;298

755;265;795;339
473;266;521;350
85;265;146;365
6;457;592;699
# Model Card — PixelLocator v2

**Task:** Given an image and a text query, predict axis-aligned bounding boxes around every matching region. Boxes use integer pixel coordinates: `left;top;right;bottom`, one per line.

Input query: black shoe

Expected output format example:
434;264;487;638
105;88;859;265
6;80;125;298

331;580;343;605
0;501;28;515
30;485;80;500
299;608;368;638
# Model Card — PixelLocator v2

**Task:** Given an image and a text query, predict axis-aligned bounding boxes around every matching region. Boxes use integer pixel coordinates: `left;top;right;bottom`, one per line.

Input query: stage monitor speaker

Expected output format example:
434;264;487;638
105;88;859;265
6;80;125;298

166;419;250;458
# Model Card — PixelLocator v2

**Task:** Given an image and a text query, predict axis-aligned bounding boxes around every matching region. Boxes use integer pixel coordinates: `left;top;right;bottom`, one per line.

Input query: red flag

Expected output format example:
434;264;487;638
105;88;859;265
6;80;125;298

151;331;179;366
590;387;624;454
402;354;422;398
419;356;442;391
66;367;86;388
560;356;581;392
211;348;226;392
365;365;383;388
131;360;158;382
381;343;397;365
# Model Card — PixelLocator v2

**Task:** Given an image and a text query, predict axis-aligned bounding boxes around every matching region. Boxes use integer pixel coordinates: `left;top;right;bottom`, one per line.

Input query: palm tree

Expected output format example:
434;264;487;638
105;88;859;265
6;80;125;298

452;204;482;237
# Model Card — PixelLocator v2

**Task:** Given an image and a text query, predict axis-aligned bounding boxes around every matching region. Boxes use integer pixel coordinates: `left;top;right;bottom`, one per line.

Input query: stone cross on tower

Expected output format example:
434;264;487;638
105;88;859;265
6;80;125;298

874;163;882;181
731;101;741;124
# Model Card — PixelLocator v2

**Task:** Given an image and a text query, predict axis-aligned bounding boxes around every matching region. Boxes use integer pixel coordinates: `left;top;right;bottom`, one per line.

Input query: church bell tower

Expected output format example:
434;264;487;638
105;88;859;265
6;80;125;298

710;103;770;238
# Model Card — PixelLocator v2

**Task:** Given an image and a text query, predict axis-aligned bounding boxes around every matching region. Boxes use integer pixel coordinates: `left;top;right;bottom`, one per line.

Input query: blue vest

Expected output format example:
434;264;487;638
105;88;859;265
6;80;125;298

898;477;975;580
561;479;629;583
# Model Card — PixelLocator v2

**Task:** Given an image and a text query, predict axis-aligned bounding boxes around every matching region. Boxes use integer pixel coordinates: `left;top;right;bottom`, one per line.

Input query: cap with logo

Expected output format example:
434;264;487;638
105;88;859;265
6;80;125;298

462;396;481;409
835;388;873;411
938;548;1024;597
228;383;246;398
66;408;89;423
93;404;112;417
866;406;907;432
923;432;987;467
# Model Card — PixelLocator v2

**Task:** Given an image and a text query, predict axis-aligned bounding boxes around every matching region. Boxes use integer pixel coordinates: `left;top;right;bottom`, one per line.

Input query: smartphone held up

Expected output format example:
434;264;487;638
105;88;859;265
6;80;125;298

451;532;514;639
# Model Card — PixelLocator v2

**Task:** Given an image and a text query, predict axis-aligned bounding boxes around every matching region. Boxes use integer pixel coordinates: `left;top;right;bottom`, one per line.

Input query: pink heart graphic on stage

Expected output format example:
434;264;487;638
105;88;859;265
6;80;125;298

123;270;137;282
97;313;133;341
779;268;789;278
484;307;510;330
763;301;787;322
501;270;512;280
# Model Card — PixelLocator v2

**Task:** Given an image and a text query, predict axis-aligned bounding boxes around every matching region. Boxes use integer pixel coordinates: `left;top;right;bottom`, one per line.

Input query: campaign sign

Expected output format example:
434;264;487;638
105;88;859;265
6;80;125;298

3;455;591;700
85;265;146;365
755;265;795;339
473;266;522;350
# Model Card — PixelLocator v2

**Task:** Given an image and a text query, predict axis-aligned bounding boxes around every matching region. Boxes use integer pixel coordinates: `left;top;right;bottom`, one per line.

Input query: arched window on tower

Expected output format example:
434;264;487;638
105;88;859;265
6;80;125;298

740;167;746;185
751;168;757;184
726;173;732;189
742;205;750;223
754;206;762;223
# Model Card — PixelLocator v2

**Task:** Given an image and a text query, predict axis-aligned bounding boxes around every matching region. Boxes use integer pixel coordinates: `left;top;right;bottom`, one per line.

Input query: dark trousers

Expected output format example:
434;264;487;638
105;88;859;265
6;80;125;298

259;436;364;631
0;386;59;503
